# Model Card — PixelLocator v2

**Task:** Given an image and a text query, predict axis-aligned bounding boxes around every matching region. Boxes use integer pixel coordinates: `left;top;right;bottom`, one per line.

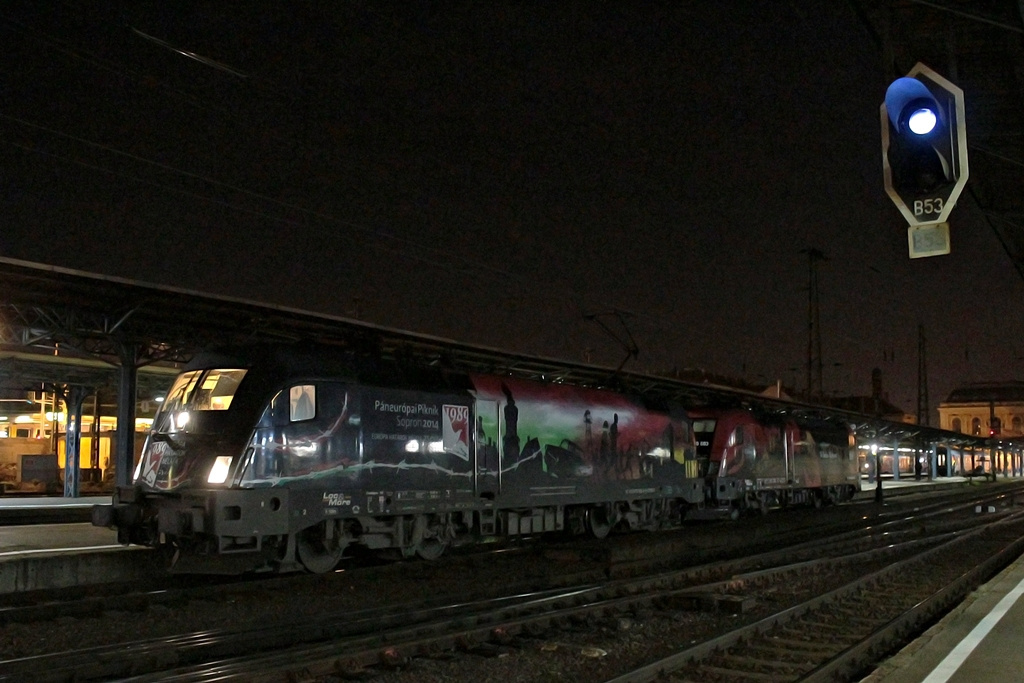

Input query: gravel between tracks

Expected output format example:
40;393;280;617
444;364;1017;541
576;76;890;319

0;521;758;669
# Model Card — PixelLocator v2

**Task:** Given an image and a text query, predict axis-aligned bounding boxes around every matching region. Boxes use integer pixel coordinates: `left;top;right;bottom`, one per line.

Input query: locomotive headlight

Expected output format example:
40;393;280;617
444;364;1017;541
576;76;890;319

175;411;191;430
207;456;233;484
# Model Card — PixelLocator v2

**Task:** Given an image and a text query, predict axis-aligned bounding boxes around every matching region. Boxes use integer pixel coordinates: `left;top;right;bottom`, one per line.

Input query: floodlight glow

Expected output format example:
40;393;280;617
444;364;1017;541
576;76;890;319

646;447;671;460
907;108;937;135
207;456;233;484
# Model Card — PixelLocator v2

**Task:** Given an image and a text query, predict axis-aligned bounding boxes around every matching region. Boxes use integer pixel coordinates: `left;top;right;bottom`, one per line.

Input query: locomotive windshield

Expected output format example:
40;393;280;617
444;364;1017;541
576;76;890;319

136;368;249;490
155;368;247;431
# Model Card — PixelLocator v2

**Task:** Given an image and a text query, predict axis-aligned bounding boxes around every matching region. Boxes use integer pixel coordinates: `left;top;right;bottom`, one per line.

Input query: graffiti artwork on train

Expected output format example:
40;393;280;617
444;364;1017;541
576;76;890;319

469;375;695;483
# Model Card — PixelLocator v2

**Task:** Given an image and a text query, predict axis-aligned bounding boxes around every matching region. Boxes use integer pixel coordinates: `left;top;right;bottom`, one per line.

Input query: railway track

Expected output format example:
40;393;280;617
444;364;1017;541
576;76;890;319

610;510;1024;682
1;486;1020;681
0;482;1009;629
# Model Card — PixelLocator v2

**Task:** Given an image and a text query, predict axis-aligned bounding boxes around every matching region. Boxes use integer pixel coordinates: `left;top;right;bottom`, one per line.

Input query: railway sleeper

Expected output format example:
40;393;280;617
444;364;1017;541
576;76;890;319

760;636;839;654
777;623;864;644
699;663;786;681
742;644;835;663
718;652;814;672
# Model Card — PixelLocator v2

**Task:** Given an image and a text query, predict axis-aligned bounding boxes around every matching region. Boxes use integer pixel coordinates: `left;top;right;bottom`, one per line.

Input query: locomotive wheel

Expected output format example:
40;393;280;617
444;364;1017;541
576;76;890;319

414;516;449;560
586;504;614;539
756;493;771;515
415;536;448;560
296;521;346;573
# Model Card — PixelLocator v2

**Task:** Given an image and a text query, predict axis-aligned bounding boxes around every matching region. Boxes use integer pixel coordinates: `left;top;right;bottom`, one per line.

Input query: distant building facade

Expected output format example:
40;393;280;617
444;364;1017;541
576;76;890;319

938;382;1024;437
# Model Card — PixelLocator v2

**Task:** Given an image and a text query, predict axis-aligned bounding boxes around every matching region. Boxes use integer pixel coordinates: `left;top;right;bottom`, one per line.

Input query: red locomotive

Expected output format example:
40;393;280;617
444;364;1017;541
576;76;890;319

692;408;860;518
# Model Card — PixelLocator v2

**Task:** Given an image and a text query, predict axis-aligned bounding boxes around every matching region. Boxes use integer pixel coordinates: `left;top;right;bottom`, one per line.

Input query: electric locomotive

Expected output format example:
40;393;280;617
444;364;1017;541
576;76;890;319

92;343;706;573
691;408;859;517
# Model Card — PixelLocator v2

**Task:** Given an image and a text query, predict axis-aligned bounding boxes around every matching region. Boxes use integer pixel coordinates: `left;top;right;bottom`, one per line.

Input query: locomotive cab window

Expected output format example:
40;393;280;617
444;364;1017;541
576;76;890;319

160;369;247;418
290;385;316;422
692;419;716;432
197;369;247;410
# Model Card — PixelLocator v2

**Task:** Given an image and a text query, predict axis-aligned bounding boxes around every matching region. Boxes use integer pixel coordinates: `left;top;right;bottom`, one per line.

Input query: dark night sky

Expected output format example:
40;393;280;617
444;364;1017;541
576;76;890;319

2;2;1022;417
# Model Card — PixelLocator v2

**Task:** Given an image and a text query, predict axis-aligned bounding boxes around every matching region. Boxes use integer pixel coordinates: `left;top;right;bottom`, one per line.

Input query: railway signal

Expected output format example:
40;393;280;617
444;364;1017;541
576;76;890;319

880;63;968;258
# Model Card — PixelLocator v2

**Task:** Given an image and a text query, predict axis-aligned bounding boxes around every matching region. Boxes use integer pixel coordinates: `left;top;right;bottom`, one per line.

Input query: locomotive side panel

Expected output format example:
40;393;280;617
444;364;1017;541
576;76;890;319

240;382;476;516
240;382;362;486
358;387;475;513
807;421;860;492
701;412;790;485
790;423;825;488
469;375;700;507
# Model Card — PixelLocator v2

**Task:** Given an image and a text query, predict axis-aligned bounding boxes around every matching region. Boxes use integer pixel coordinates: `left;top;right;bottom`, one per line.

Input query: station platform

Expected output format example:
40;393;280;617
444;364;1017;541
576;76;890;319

0;494;108;525
853;474;995;499
863;551;1024;683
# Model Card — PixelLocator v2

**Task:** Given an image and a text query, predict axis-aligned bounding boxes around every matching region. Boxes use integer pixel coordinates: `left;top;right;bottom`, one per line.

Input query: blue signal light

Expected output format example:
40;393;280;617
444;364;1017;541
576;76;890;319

907;107;937;135
885;77;942;136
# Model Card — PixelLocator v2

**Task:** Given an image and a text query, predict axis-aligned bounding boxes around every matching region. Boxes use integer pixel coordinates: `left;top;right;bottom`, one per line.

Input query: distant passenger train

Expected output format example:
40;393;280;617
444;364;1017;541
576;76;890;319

92;343;859;573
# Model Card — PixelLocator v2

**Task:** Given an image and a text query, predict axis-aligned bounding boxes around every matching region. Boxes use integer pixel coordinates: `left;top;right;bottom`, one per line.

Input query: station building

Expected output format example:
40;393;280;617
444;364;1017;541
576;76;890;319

938;382;1024;438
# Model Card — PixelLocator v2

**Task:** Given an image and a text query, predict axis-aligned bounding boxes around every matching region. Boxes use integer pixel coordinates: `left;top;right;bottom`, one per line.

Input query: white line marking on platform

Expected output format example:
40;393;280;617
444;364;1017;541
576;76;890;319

922;573;1024;682
0;545;121;558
